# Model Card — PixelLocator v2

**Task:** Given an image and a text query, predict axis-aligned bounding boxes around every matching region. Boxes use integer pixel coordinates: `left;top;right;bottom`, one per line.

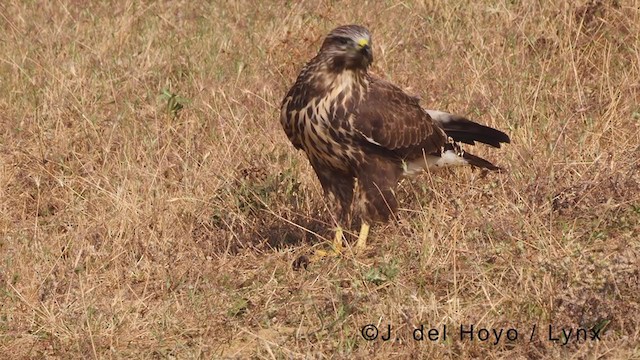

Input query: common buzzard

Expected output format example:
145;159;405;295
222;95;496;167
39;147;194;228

280;25;510;256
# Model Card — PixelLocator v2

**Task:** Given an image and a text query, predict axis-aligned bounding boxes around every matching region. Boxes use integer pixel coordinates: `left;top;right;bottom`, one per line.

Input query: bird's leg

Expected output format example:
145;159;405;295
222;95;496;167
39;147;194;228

309;179;353;261
332;226;344;253
355;222;370;252
312;226;345;260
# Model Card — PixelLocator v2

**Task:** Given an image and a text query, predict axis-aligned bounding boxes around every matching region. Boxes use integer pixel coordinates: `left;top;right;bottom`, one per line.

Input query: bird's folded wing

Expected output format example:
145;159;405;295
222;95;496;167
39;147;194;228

352;77;446;158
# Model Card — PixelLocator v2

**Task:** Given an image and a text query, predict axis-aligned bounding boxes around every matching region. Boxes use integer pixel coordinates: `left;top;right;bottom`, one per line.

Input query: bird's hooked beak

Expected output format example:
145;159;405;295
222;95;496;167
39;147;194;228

357;38;373;65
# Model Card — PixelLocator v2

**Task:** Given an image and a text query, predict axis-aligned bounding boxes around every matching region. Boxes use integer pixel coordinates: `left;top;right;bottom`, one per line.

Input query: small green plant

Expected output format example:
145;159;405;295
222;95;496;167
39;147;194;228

227;297;249;318
159;89;189;117
364;260;399;285
591;319;610;336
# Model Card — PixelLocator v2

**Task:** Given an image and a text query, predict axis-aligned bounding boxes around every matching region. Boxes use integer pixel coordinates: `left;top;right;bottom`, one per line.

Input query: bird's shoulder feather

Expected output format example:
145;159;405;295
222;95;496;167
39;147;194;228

352;76;446;157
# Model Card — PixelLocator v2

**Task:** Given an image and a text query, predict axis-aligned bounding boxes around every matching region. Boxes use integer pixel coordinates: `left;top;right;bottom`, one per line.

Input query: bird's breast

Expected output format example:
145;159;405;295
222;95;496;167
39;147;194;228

281;71;368;171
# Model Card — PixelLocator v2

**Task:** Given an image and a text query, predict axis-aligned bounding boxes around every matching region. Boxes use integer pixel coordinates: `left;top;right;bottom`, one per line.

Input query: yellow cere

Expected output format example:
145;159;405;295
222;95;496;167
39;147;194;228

357;38;369;47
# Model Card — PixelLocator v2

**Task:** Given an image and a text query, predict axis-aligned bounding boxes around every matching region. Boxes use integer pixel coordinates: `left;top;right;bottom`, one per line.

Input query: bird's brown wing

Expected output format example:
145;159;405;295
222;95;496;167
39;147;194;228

352;77;446;158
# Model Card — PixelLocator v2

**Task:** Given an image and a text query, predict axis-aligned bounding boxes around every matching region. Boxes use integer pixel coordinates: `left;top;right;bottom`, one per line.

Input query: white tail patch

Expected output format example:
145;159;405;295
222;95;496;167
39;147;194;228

403;150;468;176
425;109;454;124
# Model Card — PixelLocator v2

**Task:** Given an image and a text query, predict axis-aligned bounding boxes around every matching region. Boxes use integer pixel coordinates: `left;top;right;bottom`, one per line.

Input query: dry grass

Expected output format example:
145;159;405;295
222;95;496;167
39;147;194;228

1;0;639;358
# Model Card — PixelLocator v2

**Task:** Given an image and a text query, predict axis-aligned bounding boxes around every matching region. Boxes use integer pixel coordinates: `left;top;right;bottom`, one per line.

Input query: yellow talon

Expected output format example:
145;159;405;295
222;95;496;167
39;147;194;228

332;226;344;253
311;224;369;261
311;226;344;261
355;222;370;252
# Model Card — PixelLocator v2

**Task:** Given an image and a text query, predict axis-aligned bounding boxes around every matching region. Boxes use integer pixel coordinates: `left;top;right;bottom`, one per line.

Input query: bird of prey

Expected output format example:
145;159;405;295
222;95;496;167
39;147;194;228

280;24;510;257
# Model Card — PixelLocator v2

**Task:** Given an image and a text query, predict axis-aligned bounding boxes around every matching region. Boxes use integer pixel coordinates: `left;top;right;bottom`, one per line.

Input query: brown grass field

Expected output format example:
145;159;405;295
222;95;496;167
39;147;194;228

1;0;639;358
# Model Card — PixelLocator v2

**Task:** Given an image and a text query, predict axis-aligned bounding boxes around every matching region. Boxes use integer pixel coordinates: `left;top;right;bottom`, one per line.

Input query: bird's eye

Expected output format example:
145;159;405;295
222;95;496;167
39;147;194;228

336;37;350;45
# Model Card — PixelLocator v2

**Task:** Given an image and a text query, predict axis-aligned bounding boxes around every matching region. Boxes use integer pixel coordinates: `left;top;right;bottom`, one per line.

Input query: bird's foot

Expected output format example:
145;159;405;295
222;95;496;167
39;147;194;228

311;223;370;261
355;222;370;253
311;226;344;261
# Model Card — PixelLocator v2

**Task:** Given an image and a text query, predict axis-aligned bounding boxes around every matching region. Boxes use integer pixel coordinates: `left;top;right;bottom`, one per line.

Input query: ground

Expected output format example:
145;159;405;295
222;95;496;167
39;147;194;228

1;1;639;358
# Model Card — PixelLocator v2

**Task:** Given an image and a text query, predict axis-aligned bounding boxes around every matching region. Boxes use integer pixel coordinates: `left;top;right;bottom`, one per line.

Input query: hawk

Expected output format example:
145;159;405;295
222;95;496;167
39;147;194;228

280;25;510;256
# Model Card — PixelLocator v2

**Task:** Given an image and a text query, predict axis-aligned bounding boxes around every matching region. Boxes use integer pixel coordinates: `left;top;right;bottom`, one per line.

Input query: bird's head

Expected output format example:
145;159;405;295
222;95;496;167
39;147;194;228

319;25;373;71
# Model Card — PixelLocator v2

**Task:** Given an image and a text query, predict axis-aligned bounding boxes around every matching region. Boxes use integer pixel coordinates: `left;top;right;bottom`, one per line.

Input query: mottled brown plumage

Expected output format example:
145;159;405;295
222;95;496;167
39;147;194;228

280;25;510;246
